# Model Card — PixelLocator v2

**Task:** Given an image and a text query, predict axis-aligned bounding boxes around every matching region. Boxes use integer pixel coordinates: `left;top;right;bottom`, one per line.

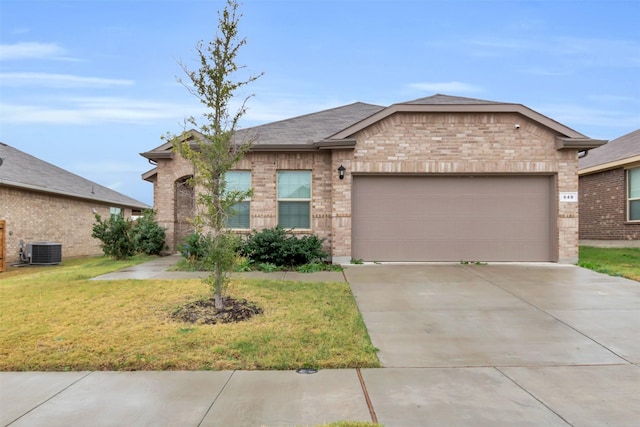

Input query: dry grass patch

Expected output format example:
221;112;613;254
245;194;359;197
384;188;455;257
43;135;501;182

0;257;379;371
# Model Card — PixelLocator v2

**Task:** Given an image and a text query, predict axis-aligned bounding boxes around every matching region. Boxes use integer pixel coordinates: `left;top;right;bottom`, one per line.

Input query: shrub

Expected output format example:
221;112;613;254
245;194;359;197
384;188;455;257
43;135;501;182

178;233;206;260
177;232;242;271
241;226;327;267
92;211;166;259
132;210;166;255
92;214;136;260
177;233;209;270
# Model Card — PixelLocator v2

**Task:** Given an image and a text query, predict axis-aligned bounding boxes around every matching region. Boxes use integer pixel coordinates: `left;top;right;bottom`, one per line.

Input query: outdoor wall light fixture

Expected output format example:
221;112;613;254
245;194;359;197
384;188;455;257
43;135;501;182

337;164;346;180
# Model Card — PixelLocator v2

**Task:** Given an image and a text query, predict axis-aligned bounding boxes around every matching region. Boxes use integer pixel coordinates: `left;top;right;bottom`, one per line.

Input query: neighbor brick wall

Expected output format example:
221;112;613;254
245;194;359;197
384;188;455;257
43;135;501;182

579;168;640;240
0;186;132;264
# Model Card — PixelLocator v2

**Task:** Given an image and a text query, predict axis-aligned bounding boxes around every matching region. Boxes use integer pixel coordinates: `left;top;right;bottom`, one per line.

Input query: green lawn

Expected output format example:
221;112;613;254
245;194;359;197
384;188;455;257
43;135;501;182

0;256;379;371
578;246;640;281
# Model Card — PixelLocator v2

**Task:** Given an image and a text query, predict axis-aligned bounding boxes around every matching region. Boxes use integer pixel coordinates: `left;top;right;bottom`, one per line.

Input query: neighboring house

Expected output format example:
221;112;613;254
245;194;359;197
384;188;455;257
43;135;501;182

0;143;149;269
578;129;640;241
141;94;605;264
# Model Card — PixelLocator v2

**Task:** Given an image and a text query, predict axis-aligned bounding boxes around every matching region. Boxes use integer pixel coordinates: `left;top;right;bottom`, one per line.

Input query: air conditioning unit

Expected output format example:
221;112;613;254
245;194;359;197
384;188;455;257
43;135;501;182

27;242;62;265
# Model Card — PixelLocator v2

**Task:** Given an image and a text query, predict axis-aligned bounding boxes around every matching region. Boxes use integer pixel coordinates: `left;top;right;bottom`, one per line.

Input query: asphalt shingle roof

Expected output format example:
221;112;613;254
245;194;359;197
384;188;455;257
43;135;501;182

235;102;385;145
579;129;640;170
142;94;600;159
402;94;504;105
0;143;149;209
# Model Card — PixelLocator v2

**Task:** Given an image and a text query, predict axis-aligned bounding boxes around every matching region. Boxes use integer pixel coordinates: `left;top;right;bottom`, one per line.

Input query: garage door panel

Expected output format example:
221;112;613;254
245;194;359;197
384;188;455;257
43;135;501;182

352;176;553;262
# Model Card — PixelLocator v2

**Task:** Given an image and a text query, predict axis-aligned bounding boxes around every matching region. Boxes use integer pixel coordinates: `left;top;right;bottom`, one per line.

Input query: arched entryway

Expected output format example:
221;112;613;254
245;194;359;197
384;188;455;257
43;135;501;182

174;176;195;250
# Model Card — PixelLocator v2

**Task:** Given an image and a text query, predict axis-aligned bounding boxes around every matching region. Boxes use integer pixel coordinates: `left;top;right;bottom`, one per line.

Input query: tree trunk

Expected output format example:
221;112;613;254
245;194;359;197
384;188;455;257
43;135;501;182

214;262;225;310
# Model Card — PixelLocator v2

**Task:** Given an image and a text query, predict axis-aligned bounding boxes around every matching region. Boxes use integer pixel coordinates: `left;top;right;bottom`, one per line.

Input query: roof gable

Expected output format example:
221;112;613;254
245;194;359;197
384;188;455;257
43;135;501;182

403;94;503;105
0;143;148;208
140;94;605;156
329;94;589;141
579;129;640;173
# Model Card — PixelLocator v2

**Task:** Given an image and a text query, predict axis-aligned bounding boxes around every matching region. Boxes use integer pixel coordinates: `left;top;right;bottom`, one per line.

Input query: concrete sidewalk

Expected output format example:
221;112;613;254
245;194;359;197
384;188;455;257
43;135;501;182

90;254;347;283
3;259;640;426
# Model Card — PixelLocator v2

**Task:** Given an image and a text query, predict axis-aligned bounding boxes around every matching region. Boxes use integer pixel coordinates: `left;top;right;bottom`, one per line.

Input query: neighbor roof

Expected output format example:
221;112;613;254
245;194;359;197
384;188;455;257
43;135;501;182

0;142;149;209
579;129;640;174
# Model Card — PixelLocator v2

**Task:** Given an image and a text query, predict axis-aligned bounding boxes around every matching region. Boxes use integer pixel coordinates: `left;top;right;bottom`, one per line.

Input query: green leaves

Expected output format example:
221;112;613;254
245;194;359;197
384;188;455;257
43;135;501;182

241;227;328;267
92;210;166;259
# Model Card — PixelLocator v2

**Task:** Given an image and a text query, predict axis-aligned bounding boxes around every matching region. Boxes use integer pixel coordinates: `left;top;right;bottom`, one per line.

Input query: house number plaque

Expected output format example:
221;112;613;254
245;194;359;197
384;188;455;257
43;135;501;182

559;192;578;202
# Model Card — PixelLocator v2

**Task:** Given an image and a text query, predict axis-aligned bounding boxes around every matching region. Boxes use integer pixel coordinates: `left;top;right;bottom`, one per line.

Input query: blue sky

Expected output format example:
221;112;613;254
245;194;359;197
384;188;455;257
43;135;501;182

1;0;639;206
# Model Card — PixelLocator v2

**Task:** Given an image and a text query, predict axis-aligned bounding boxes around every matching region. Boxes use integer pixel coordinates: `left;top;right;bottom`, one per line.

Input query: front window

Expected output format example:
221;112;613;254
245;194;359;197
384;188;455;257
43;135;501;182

110;207;122;217
628;167;640;221
277;171;311;228
225;171;251;229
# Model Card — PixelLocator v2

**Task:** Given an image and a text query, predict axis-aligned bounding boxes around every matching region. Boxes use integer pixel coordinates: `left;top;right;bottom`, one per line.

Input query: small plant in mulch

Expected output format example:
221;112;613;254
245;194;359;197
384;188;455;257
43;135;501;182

172;296;263;325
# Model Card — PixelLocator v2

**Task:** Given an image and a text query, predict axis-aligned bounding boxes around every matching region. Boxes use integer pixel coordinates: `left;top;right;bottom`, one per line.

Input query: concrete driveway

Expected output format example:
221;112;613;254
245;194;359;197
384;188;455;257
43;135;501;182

344;263;640;426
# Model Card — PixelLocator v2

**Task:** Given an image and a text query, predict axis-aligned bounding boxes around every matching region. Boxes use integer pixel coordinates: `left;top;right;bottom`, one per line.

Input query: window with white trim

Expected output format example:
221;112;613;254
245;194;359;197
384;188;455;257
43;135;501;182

110;207;122;217
628;167;640;221
277;170;311;228
225;171;251;229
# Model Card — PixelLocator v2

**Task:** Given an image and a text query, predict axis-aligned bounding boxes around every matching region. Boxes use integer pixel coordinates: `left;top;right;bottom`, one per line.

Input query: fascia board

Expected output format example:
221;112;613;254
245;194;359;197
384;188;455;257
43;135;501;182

579;155;640;175
329;103;588;140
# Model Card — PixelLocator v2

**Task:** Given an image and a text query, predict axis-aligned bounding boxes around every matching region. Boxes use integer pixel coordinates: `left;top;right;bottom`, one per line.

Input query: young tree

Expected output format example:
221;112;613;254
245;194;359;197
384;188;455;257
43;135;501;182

167;0;262;310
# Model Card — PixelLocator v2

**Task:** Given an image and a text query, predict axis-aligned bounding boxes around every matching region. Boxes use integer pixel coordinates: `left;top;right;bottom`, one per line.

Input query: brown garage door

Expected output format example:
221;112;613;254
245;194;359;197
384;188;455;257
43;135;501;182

352;175;555;262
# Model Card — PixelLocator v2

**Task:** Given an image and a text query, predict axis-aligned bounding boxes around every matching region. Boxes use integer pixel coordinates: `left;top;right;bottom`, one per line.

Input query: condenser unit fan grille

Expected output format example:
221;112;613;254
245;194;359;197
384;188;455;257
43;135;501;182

28;242;62;265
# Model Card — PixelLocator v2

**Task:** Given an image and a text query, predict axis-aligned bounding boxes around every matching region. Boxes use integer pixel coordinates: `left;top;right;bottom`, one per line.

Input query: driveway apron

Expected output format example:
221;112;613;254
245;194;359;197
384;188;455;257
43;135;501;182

344;263;640;426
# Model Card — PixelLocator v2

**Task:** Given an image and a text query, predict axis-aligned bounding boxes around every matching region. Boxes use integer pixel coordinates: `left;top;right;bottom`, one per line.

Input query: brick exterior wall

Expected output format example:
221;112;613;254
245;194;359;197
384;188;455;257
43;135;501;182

0;186;133;265
155;151;334;253
342;112;578;263
152;112;583;263
579;167;640;240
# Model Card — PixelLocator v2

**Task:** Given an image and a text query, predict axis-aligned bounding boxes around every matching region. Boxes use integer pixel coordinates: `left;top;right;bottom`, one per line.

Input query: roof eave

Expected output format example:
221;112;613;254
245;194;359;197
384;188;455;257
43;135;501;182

329;103;588;139
579;155;640;175
555;137;608;150
248;144;317;152
140;151;174;161
247;139;357;152
314;139;357;149
0;179;149;209
142;167;158;182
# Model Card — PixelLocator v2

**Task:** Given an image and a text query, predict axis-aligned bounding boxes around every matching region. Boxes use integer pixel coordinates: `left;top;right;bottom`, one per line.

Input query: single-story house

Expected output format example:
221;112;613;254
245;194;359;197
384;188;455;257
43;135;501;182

141;94;605;264
578;129;640;241
0;142;149;270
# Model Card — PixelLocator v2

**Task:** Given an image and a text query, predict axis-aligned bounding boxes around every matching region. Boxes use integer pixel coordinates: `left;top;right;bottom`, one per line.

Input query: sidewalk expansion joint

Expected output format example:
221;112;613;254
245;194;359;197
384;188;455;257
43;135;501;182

356;368;378;424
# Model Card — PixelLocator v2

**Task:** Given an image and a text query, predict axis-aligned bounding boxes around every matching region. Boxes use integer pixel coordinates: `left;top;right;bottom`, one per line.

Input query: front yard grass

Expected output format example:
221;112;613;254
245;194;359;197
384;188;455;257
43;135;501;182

579;246;640;281
0;256;379;371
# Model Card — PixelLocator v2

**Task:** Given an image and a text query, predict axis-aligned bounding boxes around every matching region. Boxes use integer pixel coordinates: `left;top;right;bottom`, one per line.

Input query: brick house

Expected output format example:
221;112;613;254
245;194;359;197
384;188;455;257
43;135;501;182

0;143;149;269
578;129;640;241
141;94;605;264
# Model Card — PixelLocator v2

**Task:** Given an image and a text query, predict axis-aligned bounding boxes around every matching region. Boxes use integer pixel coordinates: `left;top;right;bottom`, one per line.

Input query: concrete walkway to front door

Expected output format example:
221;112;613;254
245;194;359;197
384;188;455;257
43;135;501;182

344;263;640;426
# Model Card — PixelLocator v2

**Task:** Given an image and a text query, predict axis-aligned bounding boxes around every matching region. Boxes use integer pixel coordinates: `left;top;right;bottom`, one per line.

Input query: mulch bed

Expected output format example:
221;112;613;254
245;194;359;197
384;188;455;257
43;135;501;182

172;296;263;325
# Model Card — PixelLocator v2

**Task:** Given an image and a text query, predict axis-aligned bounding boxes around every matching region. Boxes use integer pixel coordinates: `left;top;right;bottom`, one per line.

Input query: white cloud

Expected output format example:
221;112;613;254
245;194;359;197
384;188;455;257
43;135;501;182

407;81;483;94
520;68;573;77
0;42;74;61
0;97;202;125
239;98;348;124
537;103;640;130
0;72;134;88
469;36;640;67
